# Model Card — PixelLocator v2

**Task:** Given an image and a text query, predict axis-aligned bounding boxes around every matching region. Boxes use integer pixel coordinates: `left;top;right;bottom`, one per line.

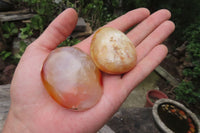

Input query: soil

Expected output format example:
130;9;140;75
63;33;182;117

0;58;16;84
155;41;184;100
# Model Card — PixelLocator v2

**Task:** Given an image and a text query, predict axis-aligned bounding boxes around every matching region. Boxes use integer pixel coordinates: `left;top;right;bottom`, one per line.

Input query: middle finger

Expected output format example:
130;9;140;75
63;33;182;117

127;9;171;46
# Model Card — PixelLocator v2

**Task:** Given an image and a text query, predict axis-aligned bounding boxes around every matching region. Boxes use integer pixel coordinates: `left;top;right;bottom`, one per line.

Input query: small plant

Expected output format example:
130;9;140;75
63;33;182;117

174;81;200;104
15;0;62;35
0;50;12;61
174;17;200;107
78;0;118;29
2;22;18;39
58;38;80;47
30;14;44;33
13;41;28;61
19;24;33;39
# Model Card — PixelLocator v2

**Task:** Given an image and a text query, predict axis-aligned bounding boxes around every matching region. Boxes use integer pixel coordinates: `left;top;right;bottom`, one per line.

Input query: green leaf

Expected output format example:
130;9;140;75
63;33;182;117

31;15;43;30
20;28;26;33
3;34;10;39
28;30;33;36
10;23;15;29
2;22;10;32
20;34;28;40
36;8;45;15
14;53;22;59
11;28;18;34
0;51;11;60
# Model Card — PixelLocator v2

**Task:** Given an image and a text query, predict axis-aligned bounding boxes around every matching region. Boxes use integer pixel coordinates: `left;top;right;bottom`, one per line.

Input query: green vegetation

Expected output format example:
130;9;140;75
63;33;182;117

174;18;200;106
1;0;118;63
2;22;18;39
58;38;81;47
175;81;200;104
78;0;118;28
0;50;12;61
13;41;28;61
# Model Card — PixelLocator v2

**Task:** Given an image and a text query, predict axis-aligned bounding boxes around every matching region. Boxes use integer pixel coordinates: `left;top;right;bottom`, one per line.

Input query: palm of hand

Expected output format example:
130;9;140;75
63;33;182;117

8;8;174;133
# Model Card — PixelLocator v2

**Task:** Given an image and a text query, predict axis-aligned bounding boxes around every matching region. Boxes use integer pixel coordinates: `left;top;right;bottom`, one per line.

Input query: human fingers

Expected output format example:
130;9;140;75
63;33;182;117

121;45;168;94
136;20;175;62
75;8;150;54
105;8;150;31
32;8;78;51
127;9;171;46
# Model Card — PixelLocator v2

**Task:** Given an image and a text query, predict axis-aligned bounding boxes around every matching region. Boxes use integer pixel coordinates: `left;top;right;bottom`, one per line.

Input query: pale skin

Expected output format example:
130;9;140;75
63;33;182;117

3;8;175;133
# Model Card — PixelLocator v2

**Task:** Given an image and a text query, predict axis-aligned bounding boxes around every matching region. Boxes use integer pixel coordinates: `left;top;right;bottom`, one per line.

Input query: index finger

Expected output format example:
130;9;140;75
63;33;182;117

75;8;150;54
32;8;78;52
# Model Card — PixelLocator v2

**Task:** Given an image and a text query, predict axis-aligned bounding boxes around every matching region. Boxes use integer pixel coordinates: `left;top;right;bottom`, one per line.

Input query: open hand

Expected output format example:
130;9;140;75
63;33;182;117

3;8;175;133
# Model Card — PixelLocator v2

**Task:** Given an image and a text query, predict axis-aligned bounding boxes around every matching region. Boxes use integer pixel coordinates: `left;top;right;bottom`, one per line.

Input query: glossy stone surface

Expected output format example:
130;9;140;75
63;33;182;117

41;47;103;111
90;27;137;74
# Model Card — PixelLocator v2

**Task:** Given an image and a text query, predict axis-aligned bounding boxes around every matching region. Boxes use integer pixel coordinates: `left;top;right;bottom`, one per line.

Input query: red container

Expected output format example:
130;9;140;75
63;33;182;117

145;90;168;107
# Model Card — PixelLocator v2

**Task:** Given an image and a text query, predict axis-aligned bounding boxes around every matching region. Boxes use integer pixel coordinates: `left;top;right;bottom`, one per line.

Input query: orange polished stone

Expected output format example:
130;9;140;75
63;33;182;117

41;47;103;111
90;27;137;74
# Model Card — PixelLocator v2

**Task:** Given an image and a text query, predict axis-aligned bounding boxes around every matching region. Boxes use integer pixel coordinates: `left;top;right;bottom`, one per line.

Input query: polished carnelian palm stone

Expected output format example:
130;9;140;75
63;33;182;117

41;47;103;111
90;27;137;74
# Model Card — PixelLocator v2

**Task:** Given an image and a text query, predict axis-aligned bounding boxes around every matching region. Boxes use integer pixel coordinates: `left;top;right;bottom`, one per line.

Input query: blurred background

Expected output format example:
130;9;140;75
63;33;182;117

0;0;199;117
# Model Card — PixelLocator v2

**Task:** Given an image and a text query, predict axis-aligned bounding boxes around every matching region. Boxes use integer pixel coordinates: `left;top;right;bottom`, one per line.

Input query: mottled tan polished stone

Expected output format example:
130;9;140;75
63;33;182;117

91;27;137;74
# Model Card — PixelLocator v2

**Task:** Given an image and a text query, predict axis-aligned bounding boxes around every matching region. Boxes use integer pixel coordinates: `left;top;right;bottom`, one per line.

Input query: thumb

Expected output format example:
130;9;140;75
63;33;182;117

33;8;78;51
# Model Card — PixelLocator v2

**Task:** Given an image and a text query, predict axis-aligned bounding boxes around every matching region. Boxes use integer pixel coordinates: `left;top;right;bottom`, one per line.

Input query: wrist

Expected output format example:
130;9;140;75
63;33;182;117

2;109;30;133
